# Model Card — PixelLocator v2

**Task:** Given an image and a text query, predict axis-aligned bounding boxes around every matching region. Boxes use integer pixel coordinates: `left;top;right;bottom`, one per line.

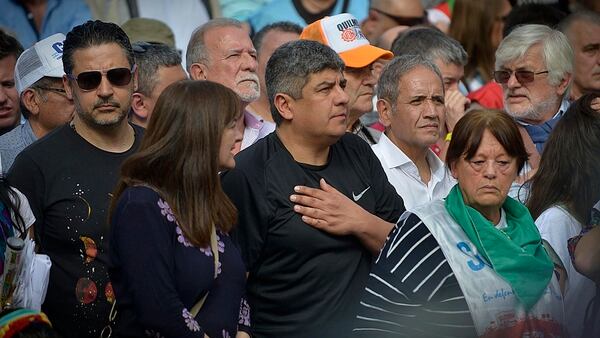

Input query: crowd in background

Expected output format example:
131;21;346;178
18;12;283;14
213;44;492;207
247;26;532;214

0;0;599;337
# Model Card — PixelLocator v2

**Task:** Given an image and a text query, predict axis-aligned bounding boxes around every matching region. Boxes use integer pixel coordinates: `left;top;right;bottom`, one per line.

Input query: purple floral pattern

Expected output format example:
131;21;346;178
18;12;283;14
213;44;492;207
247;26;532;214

182;308;201;332
238;298;251;327
157;199;176;223
222;329;231;338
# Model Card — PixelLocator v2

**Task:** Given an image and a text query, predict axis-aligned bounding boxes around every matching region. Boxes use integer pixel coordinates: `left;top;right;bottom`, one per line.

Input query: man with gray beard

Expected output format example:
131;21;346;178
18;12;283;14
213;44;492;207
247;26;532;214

187;18;267;154
494;24;573;156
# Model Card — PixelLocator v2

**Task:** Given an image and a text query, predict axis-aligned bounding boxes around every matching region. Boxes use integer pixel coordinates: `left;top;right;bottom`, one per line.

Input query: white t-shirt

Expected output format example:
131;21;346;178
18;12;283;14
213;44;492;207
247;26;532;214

372;133;456;211
535;205;596;338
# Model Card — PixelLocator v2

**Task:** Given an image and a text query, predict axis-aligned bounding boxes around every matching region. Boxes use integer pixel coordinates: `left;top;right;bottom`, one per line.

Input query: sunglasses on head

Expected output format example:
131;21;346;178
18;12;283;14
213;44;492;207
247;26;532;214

370;8;427;27
68;65;136;90
493;69;548;84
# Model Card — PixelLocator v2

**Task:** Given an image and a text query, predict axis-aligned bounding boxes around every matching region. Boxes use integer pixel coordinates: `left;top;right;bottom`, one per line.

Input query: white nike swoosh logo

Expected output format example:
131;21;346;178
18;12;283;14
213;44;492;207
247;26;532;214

352;186;371;201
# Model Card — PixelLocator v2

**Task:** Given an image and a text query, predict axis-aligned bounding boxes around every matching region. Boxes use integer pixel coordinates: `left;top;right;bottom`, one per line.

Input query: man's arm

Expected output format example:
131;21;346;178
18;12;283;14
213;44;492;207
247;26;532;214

290;178;394;254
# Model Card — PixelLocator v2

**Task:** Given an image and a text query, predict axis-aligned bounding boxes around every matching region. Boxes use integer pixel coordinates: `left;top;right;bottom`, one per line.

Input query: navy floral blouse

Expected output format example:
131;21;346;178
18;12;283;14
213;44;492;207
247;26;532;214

109;186;250;337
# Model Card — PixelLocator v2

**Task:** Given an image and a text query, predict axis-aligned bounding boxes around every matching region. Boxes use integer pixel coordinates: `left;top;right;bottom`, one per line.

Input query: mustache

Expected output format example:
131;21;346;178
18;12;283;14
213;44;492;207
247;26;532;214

236;73;259;84
93;99;121;109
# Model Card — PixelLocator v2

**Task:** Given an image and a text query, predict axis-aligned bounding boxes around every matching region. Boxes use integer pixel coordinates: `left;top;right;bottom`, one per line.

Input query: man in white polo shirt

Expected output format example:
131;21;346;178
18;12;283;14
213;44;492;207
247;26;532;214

373;54;456;210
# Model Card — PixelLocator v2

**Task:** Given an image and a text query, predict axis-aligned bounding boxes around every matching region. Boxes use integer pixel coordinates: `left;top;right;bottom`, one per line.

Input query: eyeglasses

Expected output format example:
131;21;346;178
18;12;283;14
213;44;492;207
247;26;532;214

32;86;67;96
493;69;549;84
370;8;427;27
67;65;136;91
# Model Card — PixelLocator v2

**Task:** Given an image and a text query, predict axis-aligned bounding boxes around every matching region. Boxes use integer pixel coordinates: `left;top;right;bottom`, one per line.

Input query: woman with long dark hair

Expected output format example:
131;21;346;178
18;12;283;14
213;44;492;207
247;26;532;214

528;92;600;338
109;80;248;338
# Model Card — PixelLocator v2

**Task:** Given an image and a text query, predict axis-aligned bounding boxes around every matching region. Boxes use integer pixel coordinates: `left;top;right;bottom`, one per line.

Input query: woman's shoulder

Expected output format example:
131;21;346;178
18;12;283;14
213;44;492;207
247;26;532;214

536;205;580;228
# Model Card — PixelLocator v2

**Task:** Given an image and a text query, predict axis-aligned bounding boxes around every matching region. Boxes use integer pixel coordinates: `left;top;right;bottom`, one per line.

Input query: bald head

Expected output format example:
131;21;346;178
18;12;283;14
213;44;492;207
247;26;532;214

362;0;424;43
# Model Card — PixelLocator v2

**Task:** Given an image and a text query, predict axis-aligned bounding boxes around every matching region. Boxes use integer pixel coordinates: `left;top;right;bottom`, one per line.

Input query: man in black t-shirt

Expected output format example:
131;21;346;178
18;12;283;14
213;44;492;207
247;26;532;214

221;40;404;338
8;21;143;338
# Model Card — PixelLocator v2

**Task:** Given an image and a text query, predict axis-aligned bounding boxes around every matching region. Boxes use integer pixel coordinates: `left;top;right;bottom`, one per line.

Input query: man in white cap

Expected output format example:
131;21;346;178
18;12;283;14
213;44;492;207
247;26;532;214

301;13;393;144
0;33;74;174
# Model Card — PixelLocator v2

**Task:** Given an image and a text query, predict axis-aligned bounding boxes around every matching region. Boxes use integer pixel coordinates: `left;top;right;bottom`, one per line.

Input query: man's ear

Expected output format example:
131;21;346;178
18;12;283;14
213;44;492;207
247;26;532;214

131;93;149;120
21;89;40;117
63;75;74;100
377;98;393;128
132;66;139;92
556;72;572;97
189;63;208;80
274;93;294;122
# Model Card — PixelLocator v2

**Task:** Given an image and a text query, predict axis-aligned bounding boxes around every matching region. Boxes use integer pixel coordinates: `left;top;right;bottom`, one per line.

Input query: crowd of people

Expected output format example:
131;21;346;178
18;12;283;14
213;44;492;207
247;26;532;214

0;0;599;337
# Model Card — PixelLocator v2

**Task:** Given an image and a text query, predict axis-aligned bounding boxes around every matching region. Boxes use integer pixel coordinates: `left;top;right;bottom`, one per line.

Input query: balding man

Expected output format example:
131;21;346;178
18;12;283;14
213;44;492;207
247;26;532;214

187;18;266;153
361;0;426;44
559;10;600;100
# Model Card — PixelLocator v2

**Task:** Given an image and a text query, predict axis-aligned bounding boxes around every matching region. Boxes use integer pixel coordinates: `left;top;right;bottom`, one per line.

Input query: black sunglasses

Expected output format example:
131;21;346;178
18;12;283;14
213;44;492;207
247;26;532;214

68;65;136;91
370;8;427;27
493;69;549;84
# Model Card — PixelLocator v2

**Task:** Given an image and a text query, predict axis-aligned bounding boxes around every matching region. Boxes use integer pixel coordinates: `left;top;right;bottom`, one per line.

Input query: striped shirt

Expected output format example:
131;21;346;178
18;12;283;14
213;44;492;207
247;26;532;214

353;212;477;337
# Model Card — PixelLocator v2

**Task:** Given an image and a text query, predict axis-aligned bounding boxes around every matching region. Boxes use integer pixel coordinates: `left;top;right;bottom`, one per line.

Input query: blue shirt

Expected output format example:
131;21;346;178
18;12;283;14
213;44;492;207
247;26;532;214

248;0;368;33
0;0;91;48
0;120;37;175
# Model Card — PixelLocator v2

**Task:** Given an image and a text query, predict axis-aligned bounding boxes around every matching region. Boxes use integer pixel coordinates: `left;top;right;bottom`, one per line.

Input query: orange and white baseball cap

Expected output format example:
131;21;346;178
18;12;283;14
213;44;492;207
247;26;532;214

300;13;393;69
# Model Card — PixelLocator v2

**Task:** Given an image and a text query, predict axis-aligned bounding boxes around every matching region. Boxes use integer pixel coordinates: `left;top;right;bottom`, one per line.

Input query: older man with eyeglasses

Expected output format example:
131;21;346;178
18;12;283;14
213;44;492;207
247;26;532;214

494;24;573;198
494;24;573;155
8;21;144;338
0;33;74;174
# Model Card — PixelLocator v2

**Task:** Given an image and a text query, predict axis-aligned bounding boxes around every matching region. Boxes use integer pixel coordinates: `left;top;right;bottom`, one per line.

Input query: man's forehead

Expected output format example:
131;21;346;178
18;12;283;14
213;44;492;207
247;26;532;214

205;26;254;51
501;45;545;70
306;68;343;85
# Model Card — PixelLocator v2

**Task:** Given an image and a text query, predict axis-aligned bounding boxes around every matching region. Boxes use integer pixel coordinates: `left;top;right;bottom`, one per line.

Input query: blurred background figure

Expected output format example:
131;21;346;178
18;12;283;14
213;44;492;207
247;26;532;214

129;41;187;128
528;92;600;338
0;33;74;175
247;21;302;132
0;0;91;48
360;0;426;44
559;10;600;100
449;0;512;92
247;0;369;34
121;17;176;48
0;30;23;136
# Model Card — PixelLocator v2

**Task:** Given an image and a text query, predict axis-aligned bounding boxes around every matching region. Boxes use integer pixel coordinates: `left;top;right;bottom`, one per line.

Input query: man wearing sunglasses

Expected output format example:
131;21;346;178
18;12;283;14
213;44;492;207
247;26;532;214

8;21;144;338
361;0;426;45
495;24;573;155
0;33;74;174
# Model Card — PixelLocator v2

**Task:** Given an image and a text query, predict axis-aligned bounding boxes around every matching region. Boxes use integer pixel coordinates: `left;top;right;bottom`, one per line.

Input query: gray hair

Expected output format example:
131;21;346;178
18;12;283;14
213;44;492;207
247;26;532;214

559;10;600;35
391;27;467;66
186;18;244;72
495;24;573;93
252;21;302;54
266;40;344;125
377;55;444;109
20;76;62;119
133;42;182;96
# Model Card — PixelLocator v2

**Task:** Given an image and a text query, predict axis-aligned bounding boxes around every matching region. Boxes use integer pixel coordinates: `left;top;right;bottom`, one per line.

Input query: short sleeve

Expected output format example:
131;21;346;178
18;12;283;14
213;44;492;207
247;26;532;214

221;168;267;272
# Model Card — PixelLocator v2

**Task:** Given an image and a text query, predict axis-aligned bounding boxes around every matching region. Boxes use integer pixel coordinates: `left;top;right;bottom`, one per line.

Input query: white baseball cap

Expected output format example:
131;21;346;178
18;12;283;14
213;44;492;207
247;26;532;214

300;13;393;68
15;33;66;95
